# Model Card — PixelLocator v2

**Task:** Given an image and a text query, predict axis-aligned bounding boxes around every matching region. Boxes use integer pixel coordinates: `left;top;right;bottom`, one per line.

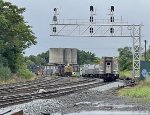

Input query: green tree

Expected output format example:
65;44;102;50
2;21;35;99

146;46;150;61
25;50;97;66
77;50;97;65
0;0;36;73
118;47;133;71
93;57;100;64
25;51;49;66
37;51;49;65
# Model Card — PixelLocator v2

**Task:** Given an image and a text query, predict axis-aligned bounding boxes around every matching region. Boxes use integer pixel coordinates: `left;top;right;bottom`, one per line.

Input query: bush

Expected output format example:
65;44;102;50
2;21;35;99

17;68;35;80
119;70;132;79
0;64;11;81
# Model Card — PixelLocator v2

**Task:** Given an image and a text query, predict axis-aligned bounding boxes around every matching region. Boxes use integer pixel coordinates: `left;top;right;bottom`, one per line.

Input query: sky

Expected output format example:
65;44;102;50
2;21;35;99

4;0;150;57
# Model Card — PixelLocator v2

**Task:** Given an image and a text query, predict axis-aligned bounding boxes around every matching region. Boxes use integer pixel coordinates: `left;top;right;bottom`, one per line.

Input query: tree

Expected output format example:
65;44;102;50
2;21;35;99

25;51;49;66
146;46;150;61
25;50;98;66
93;57;100;64
77;50;97;65
118;47;133;71
0;0;36;73
37;51;49;65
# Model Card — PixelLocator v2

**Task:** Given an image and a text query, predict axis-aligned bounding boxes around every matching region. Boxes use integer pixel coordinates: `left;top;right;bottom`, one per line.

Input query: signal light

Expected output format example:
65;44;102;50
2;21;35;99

53;27;56;32
111;6;114;12
110;16;114;22
53;16;57;22
90;16;93;22
90;6;94;11
110;27;114;33
54;8;57;11
90;27;93;33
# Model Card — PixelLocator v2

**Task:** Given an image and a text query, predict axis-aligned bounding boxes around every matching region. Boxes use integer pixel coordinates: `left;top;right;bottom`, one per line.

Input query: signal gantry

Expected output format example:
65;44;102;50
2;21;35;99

50;6;143;78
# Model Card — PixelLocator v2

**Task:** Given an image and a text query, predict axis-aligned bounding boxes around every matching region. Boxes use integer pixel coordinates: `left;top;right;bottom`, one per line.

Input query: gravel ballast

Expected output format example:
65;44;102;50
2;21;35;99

0;79;150;115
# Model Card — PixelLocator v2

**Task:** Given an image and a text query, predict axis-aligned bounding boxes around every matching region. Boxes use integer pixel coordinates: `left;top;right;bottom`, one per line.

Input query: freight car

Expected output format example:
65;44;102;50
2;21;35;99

81;57;119;82
28;64;44;75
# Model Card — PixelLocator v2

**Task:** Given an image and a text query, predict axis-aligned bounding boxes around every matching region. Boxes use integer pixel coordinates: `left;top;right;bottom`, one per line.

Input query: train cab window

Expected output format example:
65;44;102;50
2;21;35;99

73;66;79;72
107;62;110;65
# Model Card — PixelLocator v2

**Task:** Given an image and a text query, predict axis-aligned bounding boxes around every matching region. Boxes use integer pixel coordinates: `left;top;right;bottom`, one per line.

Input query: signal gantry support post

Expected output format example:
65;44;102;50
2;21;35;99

50;6;143;78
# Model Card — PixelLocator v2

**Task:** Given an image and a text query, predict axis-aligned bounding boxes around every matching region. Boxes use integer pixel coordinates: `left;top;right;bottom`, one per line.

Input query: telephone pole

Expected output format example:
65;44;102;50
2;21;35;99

144;40;147;61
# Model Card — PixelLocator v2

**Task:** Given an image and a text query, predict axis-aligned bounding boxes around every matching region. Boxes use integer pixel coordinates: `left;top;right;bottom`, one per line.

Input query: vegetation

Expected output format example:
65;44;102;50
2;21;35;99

25;51;49;66
25;50;99;66
118;47;132;71
119;70;132;79
0;64;11;81
0;0;36;81
77;50;99;65
118;46;150;79
119;78;150;102
146;48;150;61
117;47;150;101
117;47;133;79
17;68;35;80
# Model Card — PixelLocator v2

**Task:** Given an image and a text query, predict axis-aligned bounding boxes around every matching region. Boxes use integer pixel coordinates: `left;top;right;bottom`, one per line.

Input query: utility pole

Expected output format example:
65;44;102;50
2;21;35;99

144;40;147;61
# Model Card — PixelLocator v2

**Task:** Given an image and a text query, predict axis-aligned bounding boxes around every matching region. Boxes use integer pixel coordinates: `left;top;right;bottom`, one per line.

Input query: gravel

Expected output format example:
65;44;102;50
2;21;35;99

0;99;62;115
65;111;150;115
89;81;124;91
0;79;150;115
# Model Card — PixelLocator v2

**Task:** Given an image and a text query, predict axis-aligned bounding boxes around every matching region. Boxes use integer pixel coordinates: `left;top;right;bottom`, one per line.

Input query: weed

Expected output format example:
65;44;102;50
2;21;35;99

0;64;11;81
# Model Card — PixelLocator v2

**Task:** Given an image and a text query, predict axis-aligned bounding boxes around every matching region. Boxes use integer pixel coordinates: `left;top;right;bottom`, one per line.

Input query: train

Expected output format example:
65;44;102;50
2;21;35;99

44;64;80;77
44;57;119;82
80;57;119;82
27;64;44;75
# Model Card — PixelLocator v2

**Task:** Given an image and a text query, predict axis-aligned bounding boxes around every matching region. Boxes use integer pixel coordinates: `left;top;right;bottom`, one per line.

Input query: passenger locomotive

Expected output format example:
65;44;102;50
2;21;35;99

81;57;119;82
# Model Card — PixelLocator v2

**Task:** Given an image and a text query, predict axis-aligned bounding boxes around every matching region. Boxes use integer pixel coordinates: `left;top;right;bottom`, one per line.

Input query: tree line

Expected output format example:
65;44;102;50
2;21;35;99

25;50;99;66
25;47;133;71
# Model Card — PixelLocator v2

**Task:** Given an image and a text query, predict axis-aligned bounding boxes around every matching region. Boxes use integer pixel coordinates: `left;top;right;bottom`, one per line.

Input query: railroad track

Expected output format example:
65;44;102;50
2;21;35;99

0;78;106;108
0;76;61;90
0;77;63;96
0;78;95;96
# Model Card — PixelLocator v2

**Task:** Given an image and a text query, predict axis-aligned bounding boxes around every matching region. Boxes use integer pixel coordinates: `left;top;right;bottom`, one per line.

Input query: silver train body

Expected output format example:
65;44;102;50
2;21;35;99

81;57;119;82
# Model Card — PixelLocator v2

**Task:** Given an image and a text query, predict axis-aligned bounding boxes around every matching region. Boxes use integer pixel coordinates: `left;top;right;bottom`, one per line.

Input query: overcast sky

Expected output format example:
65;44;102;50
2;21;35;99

4;0;150;57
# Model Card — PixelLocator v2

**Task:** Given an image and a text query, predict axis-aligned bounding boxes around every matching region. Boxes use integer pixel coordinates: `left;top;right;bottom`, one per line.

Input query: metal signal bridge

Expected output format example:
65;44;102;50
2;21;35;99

50;6;143;78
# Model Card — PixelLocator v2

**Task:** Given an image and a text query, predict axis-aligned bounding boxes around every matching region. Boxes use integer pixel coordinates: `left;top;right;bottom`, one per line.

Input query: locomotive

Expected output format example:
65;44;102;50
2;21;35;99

44;64;80;77
81;57;119;82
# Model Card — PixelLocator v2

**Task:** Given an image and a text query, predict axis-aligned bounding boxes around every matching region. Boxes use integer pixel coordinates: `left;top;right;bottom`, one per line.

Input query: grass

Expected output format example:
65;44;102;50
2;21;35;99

0;65;36;85
0;63;36;85
0;74;36;85
0;64;11;81
17;68;35;80
119;70;132;79
119;86;150;98
119;77;150;102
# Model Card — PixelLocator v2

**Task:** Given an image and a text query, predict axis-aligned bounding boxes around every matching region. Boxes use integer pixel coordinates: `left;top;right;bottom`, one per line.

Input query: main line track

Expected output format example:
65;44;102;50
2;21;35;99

0;77;107;108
